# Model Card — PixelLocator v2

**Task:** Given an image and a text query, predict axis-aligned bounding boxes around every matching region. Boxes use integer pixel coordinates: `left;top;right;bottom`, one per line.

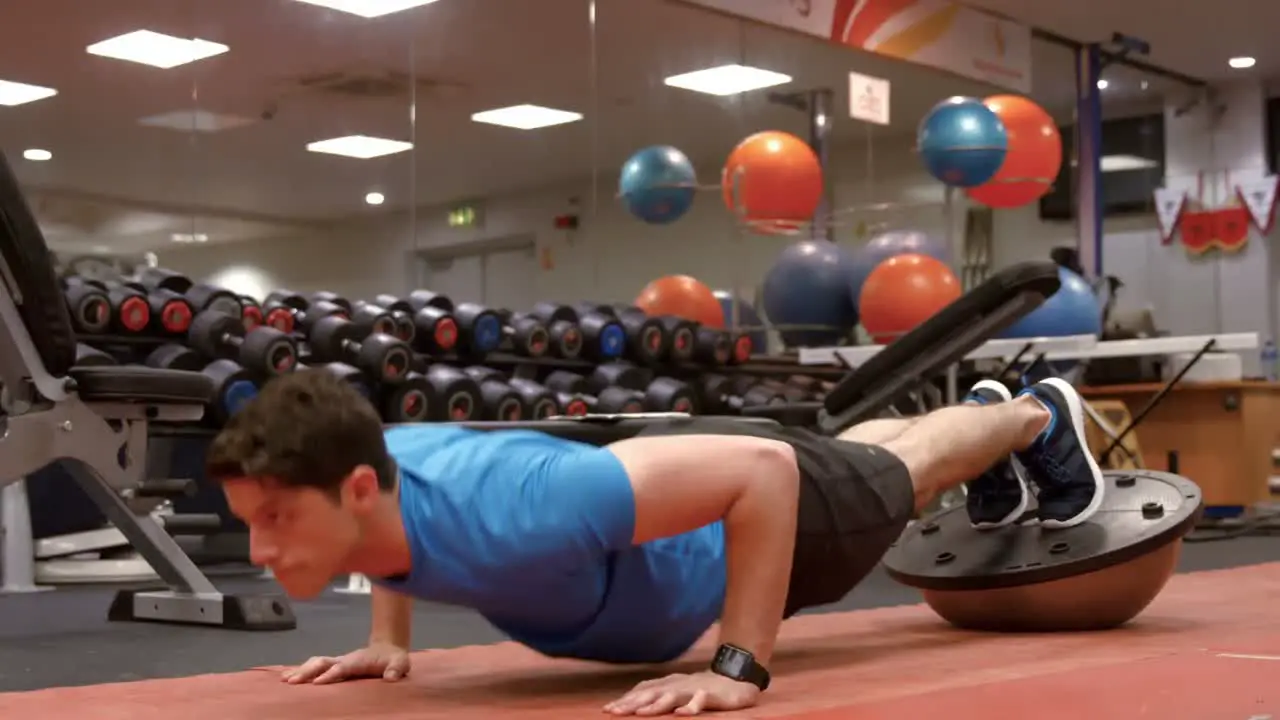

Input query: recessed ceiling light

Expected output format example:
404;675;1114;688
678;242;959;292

138;109;256;133
86;30;229;69
471;104;583;130
365;191;385;205
306;135;413;159
1096;79;1109;90
0;79;58;107
1140;80;1149;90
293;0;440;17
1229;56;1257;69
171;233;209;244
664;64;792;96
22;148;52;162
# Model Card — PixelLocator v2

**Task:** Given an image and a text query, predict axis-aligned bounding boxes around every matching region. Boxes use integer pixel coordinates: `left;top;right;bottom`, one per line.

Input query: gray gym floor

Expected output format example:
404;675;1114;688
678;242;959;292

0;535;1276;693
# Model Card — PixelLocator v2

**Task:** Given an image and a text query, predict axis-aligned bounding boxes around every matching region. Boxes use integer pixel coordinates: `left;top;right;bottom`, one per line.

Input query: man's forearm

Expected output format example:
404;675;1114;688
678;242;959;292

716;454;800;666
369;585;414;649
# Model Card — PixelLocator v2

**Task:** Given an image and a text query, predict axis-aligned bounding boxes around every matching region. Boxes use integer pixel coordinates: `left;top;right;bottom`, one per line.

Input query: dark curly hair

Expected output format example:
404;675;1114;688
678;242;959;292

206;368;396;494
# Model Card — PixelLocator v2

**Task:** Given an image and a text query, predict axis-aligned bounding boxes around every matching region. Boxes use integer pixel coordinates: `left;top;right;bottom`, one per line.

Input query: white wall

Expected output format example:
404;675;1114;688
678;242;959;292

156;133;1157;312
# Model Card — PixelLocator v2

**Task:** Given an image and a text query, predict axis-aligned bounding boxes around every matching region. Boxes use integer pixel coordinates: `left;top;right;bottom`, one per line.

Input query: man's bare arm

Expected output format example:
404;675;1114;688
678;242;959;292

606;434;800;665
369;585;413;648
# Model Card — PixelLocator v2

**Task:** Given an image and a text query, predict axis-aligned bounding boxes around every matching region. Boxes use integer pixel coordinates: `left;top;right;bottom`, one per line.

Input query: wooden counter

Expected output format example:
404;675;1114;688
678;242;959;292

1080;381;1280;509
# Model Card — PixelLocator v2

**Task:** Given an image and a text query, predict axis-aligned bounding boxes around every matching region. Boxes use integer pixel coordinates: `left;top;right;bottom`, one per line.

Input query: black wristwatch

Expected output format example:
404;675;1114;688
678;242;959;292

710;644;771;691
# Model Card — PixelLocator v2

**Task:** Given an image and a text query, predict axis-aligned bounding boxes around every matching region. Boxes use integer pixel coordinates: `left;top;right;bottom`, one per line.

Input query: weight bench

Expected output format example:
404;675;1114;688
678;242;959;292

745;261;1062;433
0;150;294;630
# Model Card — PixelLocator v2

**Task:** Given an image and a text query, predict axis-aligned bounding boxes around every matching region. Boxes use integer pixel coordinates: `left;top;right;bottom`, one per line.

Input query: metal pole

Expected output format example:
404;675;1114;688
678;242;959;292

808;89;835;242
1075;43;1104;277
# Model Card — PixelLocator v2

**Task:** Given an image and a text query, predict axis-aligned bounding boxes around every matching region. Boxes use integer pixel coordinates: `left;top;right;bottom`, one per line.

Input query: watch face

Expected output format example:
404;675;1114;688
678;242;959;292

714;646;750;677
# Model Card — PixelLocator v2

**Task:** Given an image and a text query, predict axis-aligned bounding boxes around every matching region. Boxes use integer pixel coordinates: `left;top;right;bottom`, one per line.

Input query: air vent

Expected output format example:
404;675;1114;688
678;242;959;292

290;69;467;100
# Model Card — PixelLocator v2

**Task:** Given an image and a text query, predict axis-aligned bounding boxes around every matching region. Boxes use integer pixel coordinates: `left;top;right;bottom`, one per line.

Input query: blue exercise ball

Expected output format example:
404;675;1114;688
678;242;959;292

713;290;767;355
1000;266;1102;339
917;96;1008;188
849;230;951;312
619;145;697;224
761;240;858;348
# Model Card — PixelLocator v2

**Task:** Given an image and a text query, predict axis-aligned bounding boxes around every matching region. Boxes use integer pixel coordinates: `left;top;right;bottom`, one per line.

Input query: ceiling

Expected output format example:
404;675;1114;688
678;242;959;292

0;0;1190;255
965;0;1277;83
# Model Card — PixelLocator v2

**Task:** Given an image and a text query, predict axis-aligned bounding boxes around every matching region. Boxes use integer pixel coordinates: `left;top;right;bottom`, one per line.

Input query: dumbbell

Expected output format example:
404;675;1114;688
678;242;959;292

65;276;150;334
604;305;668;365
460;366;523;421
586;361;653;396
144;343;206;371
692;327;732;365
401;290;454;313
310;291;351;312
494;309;550;358
188;310;298;378
316;361;376;401
379;371;435;423
202;359;260;425
450;303;504;358
468;367;559;420
239;296;265;330
530;302;623;362
588;386;647;413
539;370;593;415
309;315;412;384
542;369;646;414
137;269;254;327
354;298;415;345
699;375;785;414
423;365;482;421
758;376;820;402
511;310;581;359
74;343;117;367
264;289;348;335
93;278;194;337
642;377;697;413
656;316;698;363
62;279;112;334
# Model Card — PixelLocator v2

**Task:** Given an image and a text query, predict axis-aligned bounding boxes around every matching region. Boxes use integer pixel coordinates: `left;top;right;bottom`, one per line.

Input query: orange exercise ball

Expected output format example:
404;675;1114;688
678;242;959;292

966;95;1062;209
721;131;824;232
858;253;961;345
635;275;725;328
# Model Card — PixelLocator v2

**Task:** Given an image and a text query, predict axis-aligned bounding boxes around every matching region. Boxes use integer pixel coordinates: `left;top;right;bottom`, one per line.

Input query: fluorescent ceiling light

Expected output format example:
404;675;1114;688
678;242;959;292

171;233;209;244
1229;56;1256;69
23;148;52;162
0;79;58;107
306;135;413;159
365;191;385;205
1073;154;1158;173
138;109;256;133
1096;79;1109;90
293;0;440;18
87;30;229;69
471;104;583;130
664;64;792;96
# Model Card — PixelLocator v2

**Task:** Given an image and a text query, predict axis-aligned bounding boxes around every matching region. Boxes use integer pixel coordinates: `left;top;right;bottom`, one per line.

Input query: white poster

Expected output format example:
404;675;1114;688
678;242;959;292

848;71;891;125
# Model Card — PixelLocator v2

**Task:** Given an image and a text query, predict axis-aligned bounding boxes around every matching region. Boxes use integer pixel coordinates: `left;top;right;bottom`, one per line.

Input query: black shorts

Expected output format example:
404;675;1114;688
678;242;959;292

635;417;915;616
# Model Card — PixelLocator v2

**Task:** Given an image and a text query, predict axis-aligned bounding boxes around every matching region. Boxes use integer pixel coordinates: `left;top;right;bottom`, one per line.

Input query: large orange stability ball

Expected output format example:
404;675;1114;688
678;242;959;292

966;95;1062;209
635;275;725;328
858;253;962;345
721;131;824;232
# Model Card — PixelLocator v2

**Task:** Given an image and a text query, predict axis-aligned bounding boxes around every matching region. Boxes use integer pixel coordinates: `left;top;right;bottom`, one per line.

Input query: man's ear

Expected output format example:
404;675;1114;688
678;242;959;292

340;465;383;510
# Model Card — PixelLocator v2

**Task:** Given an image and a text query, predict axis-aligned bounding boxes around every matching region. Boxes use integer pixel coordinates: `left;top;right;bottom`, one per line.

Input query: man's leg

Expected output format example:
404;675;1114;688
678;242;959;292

835;417;916;445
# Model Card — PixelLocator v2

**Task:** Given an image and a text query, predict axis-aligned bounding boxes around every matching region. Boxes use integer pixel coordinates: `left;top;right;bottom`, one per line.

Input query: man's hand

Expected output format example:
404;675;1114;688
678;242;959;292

281;642;411;685
603;672;760;716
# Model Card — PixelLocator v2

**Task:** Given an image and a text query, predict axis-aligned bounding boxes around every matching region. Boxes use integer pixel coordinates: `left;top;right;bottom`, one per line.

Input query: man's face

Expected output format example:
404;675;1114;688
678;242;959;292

223;477;363;599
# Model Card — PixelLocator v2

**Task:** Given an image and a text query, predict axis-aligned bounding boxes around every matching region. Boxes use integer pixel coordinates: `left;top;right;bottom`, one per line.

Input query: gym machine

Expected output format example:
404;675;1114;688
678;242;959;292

0;150;293;630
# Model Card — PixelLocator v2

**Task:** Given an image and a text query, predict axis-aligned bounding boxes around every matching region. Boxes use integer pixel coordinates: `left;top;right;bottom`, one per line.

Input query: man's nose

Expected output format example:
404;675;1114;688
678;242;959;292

248;531;278;566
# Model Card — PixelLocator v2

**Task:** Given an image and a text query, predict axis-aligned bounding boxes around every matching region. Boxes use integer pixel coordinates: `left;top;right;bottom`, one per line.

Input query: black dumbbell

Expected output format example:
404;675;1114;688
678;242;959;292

74;343;116;367
451;303;504;357
588;386;646;414
67;277;151;334
188;310;298;377
315;361;376;401
657;316;697;363
144;343;206;371
345;301;401;339
202;359;259;425
355;298;415;345
185;283;249;319
610;305;668;365
643;377;697;413
263;290;347;335
311;291;351;313
708;375;785;413
424;365;482;421
137;267;193;294
759;377;817;402
543;370;587;395
239;295;265;330
309;315;412;384
493;374;560;420
62;278;112;334
462;366;523;421
380;371;435;423
402;290;454;313
494;309;550;358
530;302;623;362
512;310;581;359
692;327;731;365
587;361;652;396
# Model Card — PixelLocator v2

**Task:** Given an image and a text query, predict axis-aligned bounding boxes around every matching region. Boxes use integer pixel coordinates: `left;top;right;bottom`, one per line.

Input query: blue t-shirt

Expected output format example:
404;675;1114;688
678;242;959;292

375;424;727;664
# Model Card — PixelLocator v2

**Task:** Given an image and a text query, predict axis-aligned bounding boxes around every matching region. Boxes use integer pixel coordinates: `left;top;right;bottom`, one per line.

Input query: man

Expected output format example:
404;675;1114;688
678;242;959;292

208;370;1104;716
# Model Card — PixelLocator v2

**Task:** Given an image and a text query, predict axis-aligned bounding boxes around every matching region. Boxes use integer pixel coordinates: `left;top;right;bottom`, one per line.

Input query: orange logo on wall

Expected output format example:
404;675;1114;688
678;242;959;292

1179;204;1250;255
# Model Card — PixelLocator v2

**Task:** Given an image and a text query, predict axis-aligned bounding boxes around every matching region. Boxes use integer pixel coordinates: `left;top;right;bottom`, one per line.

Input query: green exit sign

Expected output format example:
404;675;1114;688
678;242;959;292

448;203;483;228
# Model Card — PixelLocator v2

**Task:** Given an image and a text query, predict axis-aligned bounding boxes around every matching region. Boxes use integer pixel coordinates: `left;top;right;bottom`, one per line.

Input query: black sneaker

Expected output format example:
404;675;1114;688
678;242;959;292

1014;378;1106;528
964;380;1030;529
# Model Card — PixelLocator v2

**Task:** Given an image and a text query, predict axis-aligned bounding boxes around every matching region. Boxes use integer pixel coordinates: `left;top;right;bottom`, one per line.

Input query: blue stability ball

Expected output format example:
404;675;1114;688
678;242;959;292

917;96;1008;188
713;290;767;355
619;145;697;224
1000;267;1103;339
848;229;951;311
761;240;859;348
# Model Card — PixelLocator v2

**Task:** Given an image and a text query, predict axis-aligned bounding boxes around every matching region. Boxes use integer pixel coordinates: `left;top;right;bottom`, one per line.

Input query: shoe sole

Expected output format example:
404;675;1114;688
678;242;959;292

968;380;1031;530
1035;377;1106;529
